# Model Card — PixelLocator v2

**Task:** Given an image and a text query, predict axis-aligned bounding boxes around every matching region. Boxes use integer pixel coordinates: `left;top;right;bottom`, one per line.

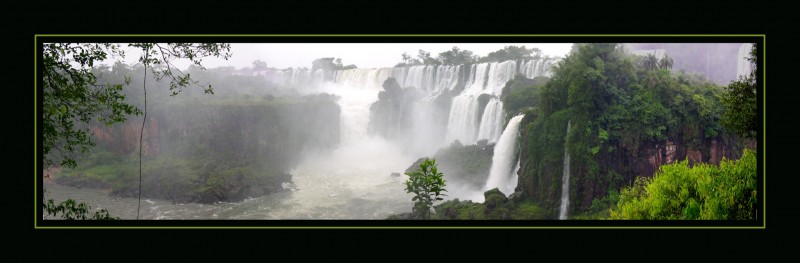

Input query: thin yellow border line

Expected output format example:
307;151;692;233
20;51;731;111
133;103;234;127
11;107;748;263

762;35;766;226
35;34;766;229
35;34;765;37
34;35;38;228
37;226;765;229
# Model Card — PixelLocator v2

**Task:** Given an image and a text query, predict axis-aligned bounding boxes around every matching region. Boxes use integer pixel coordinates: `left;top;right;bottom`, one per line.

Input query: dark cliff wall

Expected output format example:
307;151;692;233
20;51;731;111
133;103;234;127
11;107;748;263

516;114;755;218
64;95;341;203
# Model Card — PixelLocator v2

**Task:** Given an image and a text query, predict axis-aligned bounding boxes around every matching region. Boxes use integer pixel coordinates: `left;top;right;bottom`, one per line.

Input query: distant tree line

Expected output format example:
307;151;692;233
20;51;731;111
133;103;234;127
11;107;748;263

395;45;547;67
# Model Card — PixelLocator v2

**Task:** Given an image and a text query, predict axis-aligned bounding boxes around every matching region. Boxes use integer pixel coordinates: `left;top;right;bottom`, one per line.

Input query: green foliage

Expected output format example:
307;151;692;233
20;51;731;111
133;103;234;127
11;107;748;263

431;199;486;220
42;198;119;220
479;45;542;63
501;75;549;118
405;139;493;190
587;188;619;215
404;158;447;219
721;44;758;138
397;52;420;67
52;72;340;204
642;53;659;71
511;201;545;220
42;43;139;169
396;50;442;67
518;43;733;215
42;43;231;169
130;43;232;96
396;45;546;67
429;196;546;220
311;57;357;71
437;46;478;65
659;54;674;69
417;50;440;65
610;149;757;220
57;147;294;204
483;188;508;209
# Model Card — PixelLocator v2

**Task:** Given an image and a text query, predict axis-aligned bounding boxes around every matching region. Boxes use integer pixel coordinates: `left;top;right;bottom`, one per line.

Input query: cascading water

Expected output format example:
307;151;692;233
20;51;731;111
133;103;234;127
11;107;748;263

486;61;518;95
476;98;505;143
520;57;556;79
737;43;754;79
259;60;556;205
48;56;563;219
511;158;520;191
559;120;572;220
408;100;442;157
484;114;525;196
433;65;462;93
324;84;373;144
260;60;555;148
445;95;481;144
444;63;490;144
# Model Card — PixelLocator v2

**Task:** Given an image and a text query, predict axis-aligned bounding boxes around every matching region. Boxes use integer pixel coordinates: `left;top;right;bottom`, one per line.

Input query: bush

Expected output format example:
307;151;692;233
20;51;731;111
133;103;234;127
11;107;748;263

42;199;119;220
610;149;756;220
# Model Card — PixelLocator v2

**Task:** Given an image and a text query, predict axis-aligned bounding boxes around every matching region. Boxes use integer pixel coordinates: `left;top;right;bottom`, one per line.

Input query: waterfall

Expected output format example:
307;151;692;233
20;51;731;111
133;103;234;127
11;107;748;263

476;98;505;143
737;43;754;79
559;120;571;220
257;59;557;149
511;158;520;191
445;62;504;145
464;63;491;92
485;114;525;196
434;65;462;93
519;57;556;79
445;94;481;144
403;65;430;90
260;59;554;96
408;100;441;157
326;83;378;144
486;61;518;95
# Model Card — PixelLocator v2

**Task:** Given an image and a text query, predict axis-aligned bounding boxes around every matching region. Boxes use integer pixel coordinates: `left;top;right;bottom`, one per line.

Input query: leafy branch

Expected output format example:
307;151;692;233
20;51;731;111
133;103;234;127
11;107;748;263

404;158;447;220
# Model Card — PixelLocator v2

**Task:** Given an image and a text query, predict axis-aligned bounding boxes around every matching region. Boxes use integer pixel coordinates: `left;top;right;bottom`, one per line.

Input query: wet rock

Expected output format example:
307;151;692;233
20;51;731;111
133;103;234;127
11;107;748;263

477;139;488;148
483;188;508;209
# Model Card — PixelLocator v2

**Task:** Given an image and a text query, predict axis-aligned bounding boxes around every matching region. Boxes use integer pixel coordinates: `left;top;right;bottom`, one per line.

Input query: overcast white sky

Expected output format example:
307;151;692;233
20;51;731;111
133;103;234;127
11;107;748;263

110;43;574;70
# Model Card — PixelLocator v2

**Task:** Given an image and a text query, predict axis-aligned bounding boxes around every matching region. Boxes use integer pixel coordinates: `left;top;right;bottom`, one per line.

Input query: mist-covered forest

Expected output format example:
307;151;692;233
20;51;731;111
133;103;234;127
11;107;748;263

40;42;758;221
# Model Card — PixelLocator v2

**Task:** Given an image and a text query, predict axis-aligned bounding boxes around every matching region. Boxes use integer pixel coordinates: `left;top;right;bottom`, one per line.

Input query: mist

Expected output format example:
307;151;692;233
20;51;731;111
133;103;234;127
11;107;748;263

104;43;573;70
44;42;754;220
624;43;753;85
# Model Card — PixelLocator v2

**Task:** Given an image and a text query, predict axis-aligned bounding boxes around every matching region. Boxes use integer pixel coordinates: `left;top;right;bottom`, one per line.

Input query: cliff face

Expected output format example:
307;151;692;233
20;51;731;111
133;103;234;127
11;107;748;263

368;78;423;140
572;136;755;213
92;118;161;156
164;100;341;171
91;98;340;170
517;120;755;217
68;96;341;203
369;78;454;155
405;141;495;190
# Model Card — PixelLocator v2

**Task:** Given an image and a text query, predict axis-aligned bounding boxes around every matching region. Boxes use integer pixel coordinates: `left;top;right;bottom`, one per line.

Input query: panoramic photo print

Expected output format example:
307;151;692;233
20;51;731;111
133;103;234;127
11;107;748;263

37;39;761;225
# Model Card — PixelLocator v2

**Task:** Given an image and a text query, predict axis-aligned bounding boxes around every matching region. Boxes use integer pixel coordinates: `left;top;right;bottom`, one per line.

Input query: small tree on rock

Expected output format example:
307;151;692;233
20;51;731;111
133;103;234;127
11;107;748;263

404;158;447;219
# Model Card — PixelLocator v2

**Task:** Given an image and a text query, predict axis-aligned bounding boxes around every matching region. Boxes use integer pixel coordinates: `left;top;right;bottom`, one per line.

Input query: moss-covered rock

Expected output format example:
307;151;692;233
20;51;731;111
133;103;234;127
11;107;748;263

385;190;546;220
368;78;425;140
483;188;508;209
54;93;340;204
405;141;493;189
